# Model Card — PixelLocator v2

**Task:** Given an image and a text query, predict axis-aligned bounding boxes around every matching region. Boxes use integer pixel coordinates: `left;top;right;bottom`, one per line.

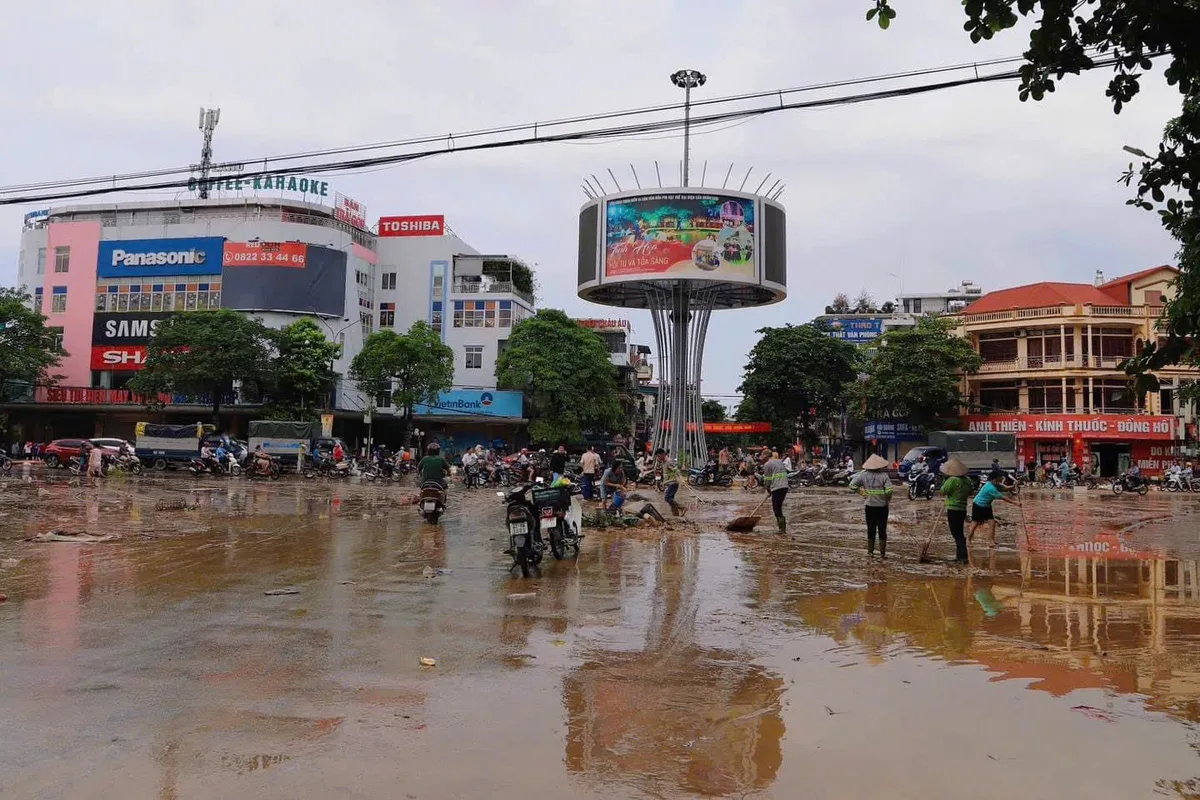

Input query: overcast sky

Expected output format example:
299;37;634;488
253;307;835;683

0;1;1184;403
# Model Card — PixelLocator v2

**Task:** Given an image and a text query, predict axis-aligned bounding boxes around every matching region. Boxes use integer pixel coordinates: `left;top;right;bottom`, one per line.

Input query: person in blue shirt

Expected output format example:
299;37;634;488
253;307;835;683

968;470;1017;551
214;443;230;473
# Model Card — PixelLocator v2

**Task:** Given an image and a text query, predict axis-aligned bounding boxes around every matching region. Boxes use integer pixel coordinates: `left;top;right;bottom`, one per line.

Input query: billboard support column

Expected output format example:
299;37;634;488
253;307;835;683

670;70;707;187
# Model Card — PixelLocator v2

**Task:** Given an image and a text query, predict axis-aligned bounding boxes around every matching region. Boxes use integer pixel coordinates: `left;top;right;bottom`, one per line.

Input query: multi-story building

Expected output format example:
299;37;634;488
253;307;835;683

371;215;536;451
897;280;983;315
5;202;534;452
575;318;654;444
955;266;1197;475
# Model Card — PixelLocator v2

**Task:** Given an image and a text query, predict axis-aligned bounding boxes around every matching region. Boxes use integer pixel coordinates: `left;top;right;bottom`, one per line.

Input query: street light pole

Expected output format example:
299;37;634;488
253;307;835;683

670;69;707;187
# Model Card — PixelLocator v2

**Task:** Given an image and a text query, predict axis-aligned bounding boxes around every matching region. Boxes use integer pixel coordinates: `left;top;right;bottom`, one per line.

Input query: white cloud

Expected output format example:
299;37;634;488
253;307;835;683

0;0;1185;396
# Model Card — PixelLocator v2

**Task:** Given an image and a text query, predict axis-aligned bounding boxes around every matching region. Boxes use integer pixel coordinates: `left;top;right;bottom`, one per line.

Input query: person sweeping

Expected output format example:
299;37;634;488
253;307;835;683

849;454;893;558
939;458;972;564
763;449;789;533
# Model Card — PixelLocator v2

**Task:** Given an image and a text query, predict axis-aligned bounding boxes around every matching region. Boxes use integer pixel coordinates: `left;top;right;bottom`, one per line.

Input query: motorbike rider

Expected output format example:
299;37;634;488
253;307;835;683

417;442;451;490
332;441;345;464
214;441;232;472
1124;462;1144;489
118;440;137;467
1059;457;1073;486
252;444;273;474
200;442;220;474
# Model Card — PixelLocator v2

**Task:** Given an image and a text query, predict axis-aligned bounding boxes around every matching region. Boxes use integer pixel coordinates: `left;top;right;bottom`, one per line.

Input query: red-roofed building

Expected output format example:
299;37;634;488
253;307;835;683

954;266;1195;475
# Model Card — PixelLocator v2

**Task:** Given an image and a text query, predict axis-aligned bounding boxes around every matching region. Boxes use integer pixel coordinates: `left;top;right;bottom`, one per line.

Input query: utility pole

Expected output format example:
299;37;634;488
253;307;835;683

197;107;221;199
670;70;706;187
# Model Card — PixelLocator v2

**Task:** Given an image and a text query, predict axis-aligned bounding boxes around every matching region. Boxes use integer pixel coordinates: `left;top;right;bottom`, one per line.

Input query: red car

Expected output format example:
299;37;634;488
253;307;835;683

42;438;124;468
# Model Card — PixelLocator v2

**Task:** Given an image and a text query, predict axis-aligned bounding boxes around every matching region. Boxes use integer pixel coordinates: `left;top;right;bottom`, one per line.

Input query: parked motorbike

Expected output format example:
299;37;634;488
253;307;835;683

1112;472;1149;496
462;465;491;489
420;481;447;523
687;463;733;487
789;466;818;488
498;480;578;577
362;459;402;483
814;467;854;487
532;481;582;561
111;452;143;476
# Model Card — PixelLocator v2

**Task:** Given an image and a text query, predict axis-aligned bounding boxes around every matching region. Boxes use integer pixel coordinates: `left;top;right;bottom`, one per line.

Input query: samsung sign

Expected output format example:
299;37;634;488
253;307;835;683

98;237;225;278
93;312;174;345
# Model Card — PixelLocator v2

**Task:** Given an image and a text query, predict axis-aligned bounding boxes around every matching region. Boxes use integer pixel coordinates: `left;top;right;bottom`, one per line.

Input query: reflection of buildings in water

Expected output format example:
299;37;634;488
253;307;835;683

563;649;784;797
563;535;785;796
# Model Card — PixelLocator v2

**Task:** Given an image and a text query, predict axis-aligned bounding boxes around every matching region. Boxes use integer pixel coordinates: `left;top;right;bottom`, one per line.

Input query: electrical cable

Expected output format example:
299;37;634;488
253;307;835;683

0;53;1151;208
0;48;1122;199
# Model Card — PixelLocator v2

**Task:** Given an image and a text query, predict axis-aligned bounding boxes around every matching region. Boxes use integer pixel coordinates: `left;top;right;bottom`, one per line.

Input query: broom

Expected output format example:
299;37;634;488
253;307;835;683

917;511;944;563
726;492;772;532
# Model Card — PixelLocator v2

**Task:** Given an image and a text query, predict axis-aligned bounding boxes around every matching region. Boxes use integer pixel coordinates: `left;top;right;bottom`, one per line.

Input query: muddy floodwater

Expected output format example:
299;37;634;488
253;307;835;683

3;468;1200;798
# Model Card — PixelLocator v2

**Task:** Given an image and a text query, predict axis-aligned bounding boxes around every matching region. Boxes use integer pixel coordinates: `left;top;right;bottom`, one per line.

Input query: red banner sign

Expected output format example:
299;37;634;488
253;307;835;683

963;414;1175;441
378;215;445;237
223;241;308;268
333;192;367;230
90;345;148;371
659;421;773;433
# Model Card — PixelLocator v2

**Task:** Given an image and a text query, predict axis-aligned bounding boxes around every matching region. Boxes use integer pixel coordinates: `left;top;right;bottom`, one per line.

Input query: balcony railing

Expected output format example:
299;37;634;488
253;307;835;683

978;355;1130;372
962;303;1154;325
451;281;534;306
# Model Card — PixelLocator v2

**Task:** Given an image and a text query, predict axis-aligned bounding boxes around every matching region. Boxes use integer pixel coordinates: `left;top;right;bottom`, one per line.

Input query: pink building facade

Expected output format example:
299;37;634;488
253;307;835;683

39;221;101;386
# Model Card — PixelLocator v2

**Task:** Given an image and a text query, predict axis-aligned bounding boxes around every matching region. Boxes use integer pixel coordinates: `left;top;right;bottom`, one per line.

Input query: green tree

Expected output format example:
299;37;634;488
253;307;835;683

0;288;64;398
854;317;982;431
349;321;454;438
128;309;272;423
495;309;621;443
865;1;1200;390
738;324;861;446
267;318;341;416
701;398;728;422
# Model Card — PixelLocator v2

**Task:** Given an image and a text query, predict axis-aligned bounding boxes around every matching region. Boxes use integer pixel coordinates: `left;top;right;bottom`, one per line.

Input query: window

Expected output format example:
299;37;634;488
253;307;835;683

499;300;512;328
909;298;922;314
356;270;370;288
977;381;1019;411
33;288;43;310
51;286;67;313
432;266;445;300
380;309;395;327
1145;290;1165;307
49;327;65;353
360;310;373;336
376;392;393;409
978;332;1017;363
381;272;397;290
36;247;46;275
431;301;443;334
465;345;483;369
54;246;70;273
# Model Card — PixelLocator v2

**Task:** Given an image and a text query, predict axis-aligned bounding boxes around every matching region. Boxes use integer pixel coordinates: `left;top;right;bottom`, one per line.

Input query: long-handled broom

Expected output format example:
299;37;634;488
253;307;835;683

726;492;772;532
917;512;944;563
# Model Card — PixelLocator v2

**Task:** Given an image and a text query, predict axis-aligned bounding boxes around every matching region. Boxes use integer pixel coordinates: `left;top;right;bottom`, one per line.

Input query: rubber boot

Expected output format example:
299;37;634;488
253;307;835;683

879;539;887;559
775;515;786;534
867;533;875;556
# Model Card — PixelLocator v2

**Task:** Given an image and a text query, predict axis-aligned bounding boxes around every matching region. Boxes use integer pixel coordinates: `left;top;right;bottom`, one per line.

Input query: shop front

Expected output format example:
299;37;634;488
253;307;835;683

963;413;1177;477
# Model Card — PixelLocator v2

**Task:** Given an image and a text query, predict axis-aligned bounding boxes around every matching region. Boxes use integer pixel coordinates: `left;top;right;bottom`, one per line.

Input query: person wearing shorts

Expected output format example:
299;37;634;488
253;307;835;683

969;470;1016;549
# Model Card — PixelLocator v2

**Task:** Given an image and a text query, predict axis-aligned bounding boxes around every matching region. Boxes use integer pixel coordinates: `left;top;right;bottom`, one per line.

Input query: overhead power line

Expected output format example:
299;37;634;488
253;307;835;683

0;52;1149;208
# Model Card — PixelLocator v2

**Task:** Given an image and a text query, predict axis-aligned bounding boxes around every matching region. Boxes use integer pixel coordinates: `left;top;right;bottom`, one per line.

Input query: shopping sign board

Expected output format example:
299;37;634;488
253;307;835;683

963;414;1175;440
825;317;886;343
378;215;445;237
223;241;308;268
333;193;368;230
864;420;923;439
90;345;148;371
412;390;523;418
603;191;757;284
93;312;174;345
98;237;225;278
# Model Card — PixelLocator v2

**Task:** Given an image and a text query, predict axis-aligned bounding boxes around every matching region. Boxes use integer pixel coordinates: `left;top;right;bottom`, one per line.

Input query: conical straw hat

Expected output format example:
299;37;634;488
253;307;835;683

941;458;969;477
862;454;889;471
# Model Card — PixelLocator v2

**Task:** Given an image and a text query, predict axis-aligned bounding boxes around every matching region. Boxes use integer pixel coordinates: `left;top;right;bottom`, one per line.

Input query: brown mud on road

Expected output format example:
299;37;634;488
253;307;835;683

2;469;1200;798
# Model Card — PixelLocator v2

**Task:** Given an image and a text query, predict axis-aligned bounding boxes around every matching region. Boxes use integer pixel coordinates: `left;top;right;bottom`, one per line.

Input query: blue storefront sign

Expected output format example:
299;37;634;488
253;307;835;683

826;317;886;342
98;237;225;278
413;389;524;419
864;420;923;439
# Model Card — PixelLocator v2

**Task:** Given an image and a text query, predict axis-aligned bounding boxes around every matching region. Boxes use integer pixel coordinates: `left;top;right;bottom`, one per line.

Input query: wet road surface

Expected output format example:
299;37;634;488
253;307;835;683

3;468;1200;798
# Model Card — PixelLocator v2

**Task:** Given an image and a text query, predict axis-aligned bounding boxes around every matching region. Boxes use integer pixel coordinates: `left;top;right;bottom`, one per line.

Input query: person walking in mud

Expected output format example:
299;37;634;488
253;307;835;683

968;469;1017;551
86;439;105;485
657;449;683;516
762;449;789;533
939;458;972;564
849;454;893;558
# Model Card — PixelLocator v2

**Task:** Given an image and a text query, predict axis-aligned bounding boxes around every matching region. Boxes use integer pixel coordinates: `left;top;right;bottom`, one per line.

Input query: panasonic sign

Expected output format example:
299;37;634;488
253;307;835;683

110;247;206;267
97;237;225;278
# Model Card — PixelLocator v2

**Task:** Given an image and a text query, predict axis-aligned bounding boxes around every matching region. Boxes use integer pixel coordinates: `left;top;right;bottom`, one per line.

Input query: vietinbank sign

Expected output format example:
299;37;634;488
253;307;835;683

413;390;523;419
98;237;225;278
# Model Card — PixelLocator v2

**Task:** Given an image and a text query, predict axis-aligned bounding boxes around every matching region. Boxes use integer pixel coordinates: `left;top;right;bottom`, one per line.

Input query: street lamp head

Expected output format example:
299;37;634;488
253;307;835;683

670;69;707;89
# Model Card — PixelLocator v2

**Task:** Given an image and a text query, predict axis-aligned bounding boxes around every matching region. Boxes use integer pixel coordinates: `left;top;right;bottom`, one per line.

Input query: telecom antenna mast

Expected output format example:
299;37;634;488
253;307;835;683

196;107;221;199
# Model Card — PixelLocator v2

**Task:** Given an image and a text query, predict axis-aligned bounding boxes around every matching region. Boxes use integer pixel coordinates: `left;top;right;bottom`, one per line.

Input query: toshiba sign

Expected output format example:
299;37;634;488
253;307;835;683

90;345;149;371
378;215;445;237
